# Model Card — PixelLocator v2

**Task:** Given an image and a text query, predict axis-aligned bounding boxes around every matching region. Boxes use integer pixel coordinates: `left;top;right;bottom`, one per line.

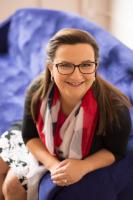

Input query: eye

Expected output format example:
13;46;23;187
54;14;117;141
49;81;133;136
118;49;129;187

59;63;73;68
81;63;93;67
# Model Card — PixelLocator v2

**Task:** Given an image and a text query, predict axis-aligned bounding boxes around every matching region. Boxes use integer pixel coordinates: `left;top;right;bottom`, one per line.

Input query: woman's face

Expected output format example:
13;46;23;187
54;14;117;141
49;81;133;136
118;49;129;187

48;43;96;103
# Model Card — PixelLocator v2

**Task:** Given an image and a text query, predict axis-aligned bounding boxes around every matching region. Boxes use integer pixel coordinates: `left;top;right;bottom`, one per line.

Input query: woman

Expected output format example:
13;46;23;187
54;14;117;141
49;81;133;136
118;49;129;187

0;28;131;200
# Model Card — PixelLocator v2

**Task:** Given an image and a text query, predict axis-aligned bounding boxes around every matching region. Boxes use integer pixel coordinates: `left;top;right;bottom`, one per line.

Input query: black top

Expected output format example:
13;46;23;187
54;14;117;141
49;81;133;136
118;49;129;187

22;88;131;162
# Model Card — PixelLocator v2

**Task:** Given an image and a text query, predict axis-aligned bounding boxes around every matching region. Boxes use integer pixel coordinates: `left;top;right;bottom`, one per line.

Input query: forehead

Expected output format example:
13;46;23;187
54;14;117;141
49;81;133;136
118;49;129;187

54;44;95;62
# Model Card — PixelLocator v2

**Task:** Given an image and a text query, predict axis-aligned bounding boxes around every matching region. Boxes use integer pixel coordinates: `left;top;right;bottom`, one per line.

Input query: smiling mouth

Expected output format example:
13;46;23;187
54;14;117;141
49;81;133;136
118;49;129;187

66;81;84;87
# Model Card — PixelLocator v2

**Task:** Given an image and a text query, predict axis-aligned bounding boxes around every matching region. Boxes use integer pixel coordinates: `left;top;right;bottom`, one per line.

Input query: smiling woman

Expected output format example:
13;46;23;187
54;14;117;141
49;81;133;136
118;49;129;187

48;43;97;113
0;28;132;200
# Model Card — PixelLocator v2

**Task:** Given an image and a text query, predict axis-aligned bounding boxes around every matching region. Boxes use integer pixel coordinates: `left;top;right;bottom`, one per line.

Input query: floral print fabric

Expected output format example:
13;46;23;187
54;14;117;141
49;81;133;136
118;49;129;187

0;128;31;189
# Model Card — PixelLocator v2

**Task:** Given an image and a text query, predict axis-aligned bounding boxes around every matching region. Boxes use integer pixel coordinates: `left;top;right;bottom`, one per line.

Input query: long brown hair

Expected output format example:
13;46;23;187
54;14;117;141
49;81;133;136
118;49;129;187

27;28;131;135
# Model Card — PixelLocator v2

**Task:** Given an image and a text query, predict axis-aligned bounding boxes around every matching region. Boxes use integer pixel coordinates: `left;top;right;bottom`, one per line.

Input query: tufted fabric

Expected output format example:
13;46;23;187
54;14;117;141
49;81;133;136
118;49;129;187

0;17;11;54
0;8;133;151
39;152;133;200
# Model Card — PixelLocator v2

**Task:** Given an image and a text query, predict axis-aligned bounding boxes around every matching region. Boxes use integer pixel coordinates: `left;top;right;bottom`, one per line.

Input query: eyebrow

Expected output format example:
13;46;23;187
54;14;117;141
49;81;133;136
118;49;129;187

57;60;95;64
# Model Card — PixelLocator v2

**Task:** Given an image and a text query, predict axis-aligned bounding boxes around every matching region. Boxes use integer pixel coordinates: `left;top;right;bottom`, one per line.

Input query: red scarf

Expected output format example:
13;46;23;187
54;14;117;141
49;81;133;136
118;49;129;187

37;84;98;159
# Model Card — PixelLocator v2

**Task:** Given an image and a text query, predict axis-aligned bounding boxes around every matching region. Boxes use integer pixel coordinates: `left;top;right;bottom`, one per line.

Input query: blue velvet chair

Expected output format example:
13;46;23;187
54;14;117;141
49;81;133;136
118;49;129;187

39;152;133;200
0;8;133;200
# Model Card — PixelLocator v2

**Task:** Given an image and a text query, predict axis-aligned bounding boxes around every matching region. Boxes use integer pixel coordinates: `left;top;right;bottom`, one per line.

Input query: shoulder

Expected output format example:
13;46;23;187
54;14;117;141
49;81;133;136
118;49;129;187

24;73;44;115
26;73;44;97
109;105;131;133
116;105;131;120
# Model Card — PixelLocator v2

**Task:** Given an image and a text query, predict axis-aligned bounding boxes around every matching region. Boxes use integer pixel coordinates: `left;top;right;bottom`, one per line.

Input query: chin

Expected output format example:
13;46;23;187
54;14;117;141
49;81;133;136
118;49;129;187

66;90;85;100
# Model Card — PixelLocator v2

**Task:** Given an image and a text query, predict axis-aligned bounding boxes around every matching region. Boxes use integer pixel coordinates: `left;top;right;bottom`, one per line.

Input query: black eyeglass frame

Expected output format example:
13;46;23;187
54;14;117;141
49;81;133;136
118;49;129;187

54;61;98;75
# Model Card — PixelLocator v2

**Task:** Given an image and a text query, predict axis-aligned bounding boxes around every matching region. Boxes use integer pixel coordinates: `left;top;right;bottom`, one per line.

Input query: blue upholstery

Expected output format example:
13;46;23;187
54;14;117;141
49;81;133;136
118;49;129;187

39;152;133;200
0;8;133;200
0;8;133;136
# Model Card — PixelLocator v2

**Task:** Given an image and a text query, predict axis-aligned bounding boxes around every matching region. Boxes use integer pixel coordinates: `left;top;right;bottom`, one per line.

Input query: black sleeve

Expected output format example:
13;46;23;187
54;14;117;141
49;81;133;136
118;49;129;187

103;106;131;161
22;113;39;144
22;88;39;144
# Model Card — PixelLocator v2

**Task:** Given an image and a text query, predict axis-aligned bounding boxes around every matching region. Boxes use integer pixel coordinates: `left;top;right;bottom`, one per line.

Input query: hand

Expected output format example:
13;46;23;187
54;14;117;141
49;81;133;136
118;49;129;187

48;159;61;174
51;158;85;186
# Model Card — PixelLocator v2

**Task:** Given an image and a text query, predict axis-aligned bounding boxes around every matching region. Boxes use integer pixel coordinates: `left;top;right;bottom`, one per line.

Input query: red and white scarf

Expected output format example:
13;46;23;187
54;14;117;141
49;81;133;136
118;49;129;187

37;83;98;159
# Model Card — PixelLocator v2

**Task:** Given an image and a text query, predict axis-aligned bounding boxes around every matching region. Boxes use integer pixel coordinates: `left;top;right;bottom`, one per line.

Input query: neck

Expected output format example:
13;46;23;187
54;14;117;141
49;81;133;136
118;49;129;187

60;96;80;116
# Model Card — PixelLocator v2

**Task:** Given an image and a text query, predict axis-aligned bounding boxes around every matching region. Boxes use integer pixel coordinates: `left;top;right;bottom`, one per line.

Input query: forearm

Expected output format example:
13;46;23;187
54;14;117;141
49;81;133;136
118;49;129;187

26;138;59;170
81;148;115;175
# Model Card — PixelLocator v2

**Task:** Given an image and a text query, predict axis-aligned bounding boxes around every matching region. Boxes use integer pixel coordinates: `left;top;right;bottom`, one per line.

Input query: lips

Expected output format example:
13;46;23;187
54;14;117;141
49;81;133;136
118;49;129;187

66;81;84;87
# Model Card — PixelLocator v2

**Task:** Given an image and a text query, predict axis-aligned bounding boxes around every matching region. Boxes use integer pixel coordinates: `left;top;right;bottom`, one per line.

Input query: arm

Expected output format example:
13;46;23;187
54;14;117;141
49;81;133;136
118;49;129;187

102;106;131;161
81;148;115;174
26;138;60;172
22;114;60;172
81;106;131;174
22;85;60;172
51;106;131;186
51;148;115;186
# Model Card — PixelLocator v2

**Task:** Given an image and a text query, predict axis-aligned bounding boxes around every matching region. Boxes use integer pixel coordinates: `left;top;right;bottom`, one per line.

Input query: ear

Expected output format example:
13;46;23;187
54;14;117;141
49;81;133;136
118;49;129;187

47;63;54;82
47;63;54;77
47;63;53;71
95;60;99;69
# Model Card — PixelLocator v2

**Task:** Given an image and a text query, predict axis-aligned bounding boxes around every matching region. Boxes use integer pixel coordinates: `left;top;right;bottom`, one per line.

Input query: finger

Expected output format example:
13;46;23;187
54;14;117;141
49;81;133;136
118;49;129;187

57;159;68;167
51;167;65;176
53;179;68;187
52;179;64;186
51;173;65;181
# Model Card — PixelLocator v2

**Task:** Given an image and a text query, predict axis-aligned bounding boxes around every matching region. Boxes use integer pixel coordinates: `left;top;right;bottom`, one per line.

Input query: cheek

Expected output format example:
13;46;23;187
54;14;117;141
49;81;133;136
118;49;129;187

86;73;95;82
53;73;65;87
85;74;95;88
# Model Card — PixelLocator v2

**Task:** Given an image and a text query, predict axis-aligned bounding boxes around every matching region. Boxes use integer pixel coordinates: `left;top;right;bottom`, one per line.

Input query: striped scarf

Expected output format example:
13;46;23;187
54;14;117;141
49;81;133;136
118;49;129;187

37;83;98;159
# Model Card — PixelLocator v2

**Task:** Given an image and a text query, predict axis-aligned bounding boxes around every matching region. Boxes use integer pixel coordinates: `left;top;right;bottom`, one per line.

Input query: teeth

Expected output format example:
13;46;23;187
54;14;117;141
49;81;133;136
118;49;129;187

68;82;82;86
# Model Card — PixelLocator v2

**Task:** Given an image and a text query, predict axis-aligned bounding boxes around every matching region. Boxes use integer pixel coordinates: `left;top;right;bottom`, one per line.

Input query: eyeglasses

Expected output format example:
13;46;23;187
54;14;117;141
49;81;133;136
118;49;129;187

54;61;97;75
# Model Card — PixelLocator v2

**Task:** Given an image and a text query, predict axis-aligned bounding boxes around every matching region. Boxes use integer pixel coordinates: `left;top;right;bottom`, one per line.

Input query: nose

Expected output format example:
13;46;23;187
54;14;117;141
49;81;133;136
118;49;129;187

69;66;83;79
